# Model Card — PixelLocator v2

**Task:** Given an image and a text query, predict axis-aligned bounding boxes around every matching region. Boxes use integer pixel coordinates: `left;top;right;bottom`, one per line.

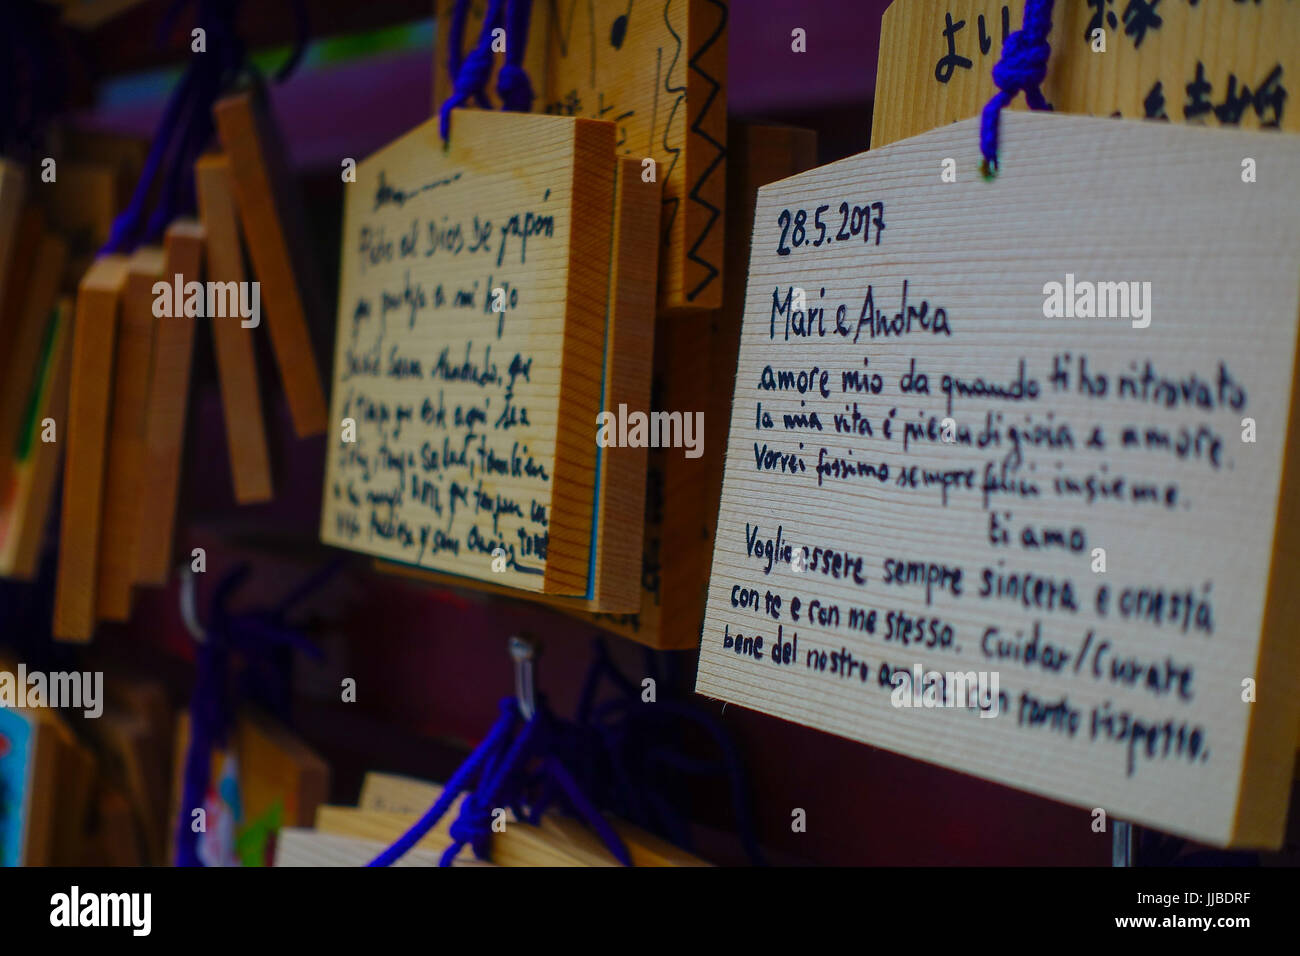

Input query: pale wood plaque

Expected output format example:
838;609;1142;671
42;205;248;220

873;0;1300;148
322;109;615;595
698;113;1300;847
435;0;728;311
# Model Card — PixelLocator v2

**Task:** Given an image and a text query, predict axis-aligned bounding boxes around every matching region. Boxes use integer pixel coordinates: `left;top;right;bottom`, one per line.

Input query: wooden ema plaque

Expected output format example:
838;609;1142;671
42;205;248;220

872;0;1300;149
434;0;728;312
55;254;131;642
872;0;1300;749
374;153;660;613
135;220;205;584
321;109;615;596
377;123;815;646
214;89;329;440
576;122;818;648
697;113;1300;846
96;247;165;622
196;154;274;505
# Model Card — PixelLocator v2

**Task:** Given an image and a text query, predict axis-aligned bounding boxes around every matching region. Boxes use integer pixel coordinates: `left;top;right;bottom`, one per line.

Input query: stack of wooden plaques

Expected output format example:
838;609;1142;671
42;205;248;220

49;88;329;642
52;226;206;641
0;136;142;584
276;771;706;867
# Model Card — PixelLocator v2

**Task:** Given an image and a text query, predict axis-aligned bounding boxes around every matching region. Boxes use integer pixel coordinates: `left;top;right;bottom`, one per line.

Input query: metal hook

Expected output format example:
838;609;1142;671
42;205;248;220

180;563;206;644
509;635;537;720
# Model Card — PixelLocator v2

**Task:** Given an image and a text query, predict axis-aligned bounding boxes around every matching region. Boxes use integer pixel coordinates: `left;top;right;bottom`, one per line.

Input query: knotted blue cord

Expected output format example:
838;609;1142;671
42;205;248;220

496;0;535;114
443;705;539;863
438;0;534;141
979;0;1055;177
173;561;332;866
369;693;633;867
367;699;519;866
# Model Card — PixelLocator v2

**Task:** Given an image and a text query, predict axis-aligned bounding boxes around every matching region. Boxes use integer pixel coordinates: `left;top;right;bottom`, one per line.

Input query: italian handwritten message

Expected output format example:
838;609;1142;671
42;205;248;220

697;113;1300;846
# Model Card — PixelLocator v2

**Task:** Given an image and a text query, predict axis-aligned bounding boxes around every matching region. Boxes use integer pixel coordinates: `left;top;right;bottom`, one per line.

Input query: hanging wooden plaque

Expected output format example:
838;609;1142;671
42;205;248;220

321;109;616;596
435;0;728;312
374;153;660;612
134;219;205;584
697;113;1300;847
96;246;164;621
872;0;1300;148
54;254;131;642
196;154;274;505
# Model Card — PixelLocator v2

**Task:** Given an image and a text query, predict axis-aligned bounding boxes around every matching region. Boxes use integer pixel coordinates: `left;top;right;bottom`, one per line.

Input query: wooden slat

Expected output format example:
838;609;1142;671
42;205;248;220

96;246;164;621
275;829;451;866
214;89;328;438
135;220;205;584
195;155;274;504
54;254;131;642
580;123;818;649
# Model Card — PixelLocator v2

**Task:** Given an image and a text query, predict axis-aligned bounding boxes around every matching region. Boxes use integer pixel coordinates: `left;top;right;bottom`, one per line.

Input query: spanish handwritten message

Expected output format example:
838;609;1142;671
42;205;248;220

697;113;1300;846
321;110;614;594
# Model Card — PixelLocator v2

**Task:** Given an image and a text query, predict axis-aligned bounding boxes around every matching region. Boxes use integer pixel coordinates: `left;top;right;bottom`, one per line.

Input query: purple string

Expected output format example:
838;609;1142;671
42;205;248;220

173;562;332;867
438;0;533;141
367;700;519;866
369;694;633;867
979;0;1055;176
442;708;540;863
496;0;535;113
102;0;308;254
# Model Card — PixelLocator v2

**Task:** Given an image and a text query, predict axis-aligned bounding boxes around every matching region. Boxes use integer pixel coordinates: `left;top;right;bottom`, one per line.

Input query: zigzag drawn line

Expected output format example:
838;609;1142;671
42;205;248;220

682;0;727;303
658;2;687;251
